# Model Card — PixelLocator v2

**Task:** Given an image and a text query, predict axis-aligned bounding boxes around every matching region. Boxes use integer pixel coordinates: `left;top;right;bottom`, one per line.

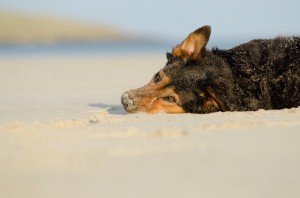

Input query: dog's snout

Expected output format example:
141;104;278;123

121;92;135;111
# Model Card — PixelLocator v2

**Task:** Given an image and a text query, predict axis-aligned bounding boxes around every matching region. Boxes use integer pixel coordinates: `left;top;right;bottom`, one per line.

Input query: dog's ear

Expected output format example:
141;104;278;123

166;52;173;60
198;87;229;112
172;25;211;62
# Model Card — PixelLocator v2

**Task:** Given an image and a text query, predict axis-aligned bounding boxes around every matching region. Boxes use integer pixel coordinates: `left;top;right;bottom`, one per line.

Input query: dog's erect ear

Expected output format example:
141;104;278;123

172;25;211;62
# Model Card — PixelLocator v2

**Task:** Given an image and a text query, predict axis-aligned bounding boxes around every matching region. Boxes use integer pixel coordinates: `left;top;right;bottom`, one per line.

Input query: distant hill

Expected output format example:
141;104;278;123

0;11;131;44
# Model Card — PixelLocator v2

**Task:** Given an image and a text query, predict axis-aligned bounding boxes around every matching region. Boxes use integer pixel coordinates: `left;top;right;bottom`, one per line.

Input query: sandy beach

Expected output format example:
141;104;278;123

0;54;300;198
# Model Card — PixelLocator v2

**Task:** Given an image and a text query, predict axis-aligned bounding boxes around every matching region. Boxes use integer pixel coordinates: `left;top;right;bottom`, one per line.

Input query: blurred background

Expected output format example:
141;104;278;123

1;2;300;198
1;0;300;56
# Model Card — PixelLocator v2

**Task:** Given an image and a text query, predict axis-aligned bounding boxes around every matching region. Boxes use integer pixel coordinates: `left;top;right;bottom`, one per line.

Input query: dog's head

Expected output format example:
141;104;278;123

121;25;234;114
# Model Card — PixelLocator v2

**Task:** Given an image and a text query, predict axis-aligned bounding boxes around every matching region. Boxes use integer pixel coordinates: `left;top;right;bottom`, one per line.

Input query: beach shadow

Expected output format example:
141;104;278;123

88;103;126;115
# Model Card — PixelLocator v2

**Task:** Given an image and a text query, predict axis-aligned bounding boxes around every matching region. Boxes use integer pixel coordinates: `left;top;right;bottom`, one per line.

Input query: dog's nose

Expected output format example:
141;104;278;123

121;92;135;111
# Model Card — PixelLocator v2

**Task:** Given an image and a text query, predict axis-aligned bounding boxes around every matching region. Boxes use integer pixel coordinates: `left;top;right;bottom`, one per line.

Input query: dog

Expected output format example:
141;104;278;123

121;25;300;114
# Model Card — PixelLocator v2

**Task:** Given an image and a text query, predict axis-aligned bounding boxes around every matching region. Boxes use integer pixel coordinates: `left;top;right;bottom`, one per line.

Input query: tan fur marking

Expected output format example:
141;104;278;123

127;70;186;114
146;87;185;114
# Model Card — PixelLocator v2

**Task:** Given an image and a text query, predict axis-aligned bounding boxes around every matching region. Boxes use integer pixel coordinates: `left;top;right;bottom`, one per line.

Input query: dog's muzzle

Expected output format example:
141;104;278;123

121;92;136;112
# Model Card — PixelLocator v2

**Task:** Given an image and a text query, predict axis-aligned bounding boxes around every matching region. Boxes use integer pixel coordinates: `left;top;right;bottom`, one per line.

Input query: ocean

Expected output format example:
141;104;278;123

0;39;242;57
0;41;173;57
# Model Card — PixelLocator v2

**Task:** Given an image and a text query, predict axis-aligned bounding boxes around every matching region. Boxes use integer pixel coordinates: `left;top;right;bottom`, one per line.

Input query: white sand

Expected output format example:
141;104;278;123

0;54;300;198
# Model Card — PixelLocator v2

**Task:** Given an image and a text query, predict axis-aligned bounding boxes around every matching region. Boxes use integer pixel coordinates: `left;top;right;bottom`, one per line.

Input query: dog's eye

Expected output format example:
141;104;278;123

154;72;162;84
162;96;176;103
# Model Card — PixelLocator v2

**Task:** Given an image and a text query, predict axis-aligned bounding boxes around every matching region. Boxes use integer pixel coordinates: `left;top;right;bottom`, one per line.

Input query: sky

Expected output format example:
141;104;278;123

1;0;300;44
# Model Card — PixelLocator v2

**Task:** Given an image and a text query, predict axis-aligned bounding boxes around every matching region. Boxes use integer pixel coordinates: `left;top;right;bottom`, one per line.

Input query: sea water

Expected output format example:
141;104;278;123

0;39;242;57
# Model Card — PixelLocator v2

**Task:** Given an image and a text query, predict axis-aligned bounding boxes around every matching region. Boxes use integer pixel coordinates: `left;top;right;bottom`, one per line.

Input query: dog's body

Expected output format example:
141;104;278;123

212;37;300;111
122;26;300;114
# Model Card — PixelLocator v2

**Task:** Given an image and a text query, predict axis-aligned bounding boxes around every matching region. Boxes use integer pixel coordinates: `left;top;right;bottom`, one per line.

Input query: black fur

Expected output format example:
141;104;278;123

164;37;300;113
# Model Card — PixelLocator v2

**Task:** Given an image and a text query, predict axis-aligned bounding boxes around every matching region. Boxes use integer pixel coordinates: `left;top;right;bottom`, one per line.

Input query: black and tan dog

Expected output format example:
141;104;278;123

121;25;300;114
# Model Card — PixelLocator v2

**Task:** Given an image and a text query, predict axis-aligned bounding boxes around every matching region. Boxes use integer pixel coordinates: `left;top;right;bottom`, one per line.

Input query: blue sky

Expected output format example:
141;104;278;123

1;0;300;43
